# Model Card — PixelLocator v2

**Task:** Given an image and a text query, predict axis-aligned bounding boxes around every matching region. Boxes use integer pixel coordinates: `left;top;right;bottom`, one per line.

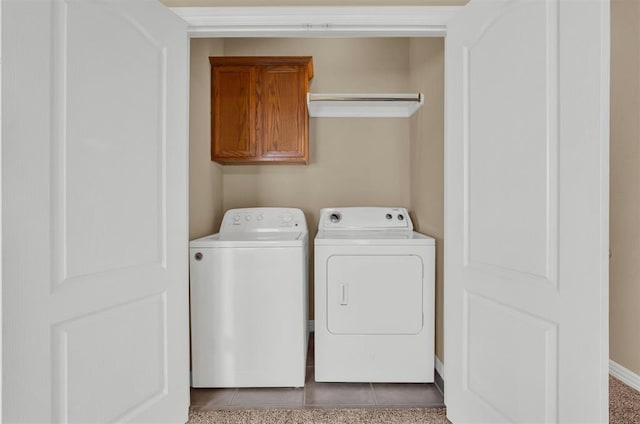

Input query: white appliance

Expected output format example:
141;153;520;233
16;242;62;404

190;207;308;388
314;207;435;383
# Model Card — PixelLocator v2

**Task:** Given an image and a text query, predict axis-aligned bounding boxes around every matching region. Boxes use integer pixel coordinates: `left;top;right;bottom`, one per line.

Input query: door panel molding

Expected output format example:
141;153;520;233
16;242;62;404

51;0;170;291
461;0;559;287
462;290;558;423
52;293;168;423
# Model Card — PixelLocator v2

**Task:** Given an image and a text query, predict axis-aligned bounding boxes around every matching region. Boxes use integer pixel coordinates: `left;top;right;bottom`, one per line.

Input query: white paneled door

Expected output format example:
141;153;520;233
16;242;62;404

3;0;189;422
445;0;609;423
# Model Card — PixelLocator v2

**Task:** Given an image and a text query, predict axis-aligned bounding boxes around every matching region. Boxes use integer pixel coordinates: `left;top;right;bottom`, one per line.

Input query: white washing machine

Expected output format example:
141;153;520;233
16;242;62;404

190;208;308;388
314;207;435;383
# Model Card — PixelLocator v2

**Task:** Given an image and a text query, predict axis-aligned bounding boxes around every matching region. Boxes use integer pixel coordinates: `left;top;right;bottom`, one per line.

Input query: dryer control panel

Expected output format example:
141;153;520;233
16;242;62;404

220;207;307;232
318;207;413;231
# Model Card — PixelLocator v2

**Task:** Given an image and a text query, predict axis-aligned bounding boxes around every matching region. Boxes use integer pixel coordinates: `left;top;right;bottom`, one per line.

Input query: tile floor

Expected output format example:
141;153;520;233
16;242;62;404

190;334;445;410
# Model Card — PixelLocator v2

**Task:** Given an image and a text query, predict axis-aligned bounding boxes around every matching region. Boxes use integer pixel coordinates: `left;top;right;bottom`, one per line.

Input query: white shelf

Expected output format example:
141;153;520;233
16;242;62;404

307;93;424;118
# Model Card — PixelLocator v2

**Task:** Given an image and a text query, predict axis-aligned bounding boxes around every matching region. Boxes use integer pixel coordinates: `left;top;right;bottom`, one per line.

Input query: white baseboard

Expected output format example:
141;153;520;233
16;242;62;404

610;359;640;392
435;355;445;380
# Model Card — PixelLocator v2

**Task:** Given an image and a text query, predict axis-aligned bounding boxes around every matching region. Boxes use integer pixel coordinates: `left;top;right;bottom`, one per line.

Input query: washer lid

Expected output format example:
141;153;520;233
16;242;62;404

315;230;435;246
190;231;306;248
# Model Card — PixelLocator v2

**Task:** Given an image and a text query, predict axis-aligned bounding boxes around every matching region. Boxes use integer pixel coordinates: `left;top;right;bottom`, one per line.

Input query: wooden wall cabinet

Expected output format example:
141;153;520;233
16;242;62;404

210;56;314;165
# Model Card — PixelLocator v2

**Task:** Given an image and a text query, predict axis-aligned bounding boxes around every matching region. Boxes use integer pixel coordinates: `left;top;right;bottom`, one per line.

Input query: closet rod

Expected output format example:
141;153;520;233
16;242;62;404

308;94;422;102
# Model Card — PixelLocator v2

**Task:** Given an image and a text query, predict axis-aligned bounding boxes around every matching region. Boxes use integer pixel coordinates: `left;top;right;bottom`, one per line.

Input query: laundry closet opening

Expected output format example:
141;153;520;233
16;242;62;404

188;36;445;367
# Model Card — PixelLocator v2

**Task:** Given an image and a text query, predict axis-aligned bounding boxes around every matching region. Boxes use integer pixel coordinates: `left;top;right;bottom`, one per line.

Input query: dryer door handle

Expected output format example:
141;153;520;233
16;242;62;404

339;283;349;305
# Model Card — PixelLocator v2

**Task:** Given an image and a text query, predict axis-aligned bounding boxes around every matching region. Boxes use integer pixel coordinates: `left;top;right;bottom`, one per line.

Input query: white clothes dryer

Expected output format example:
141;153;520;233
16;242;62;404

314;207;435;383
190;208;308;388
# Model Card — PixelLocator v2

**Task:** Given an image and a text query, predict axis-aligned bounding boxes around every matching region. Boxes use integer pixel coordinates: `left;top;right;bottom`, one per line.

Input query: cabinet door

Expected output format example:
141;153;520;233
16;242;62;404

211;65;257;162
257;65;309;163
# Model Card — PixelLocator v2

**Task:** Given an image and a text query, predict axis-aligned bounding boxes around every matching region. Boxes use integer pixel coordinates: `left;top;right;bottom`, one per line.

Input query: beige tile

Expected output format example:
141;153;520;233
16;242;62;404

191;388;236;407
372;383;444;407
203;389;237;408
304;381;375;407
231;387;304;407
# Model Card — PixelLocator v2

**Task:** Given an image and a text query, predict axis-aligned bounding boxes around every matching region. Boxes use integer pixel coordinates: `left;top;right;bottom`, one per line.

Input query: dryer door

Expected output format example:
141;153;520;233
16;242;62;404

327;255;423;334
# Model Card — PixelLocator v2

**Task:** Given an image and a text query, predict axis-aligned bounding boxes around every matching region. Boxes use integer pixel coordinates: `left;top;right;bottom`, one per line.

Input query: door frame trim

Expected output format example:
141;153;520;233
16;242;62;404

170;6;462;38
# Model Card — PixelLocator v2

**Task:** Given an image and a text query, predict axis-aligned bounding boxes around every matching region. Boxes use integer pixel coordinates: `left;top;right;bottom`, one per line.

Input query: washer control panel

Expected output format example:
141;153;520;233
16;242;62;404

319;207;413;231
220;208;307;233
